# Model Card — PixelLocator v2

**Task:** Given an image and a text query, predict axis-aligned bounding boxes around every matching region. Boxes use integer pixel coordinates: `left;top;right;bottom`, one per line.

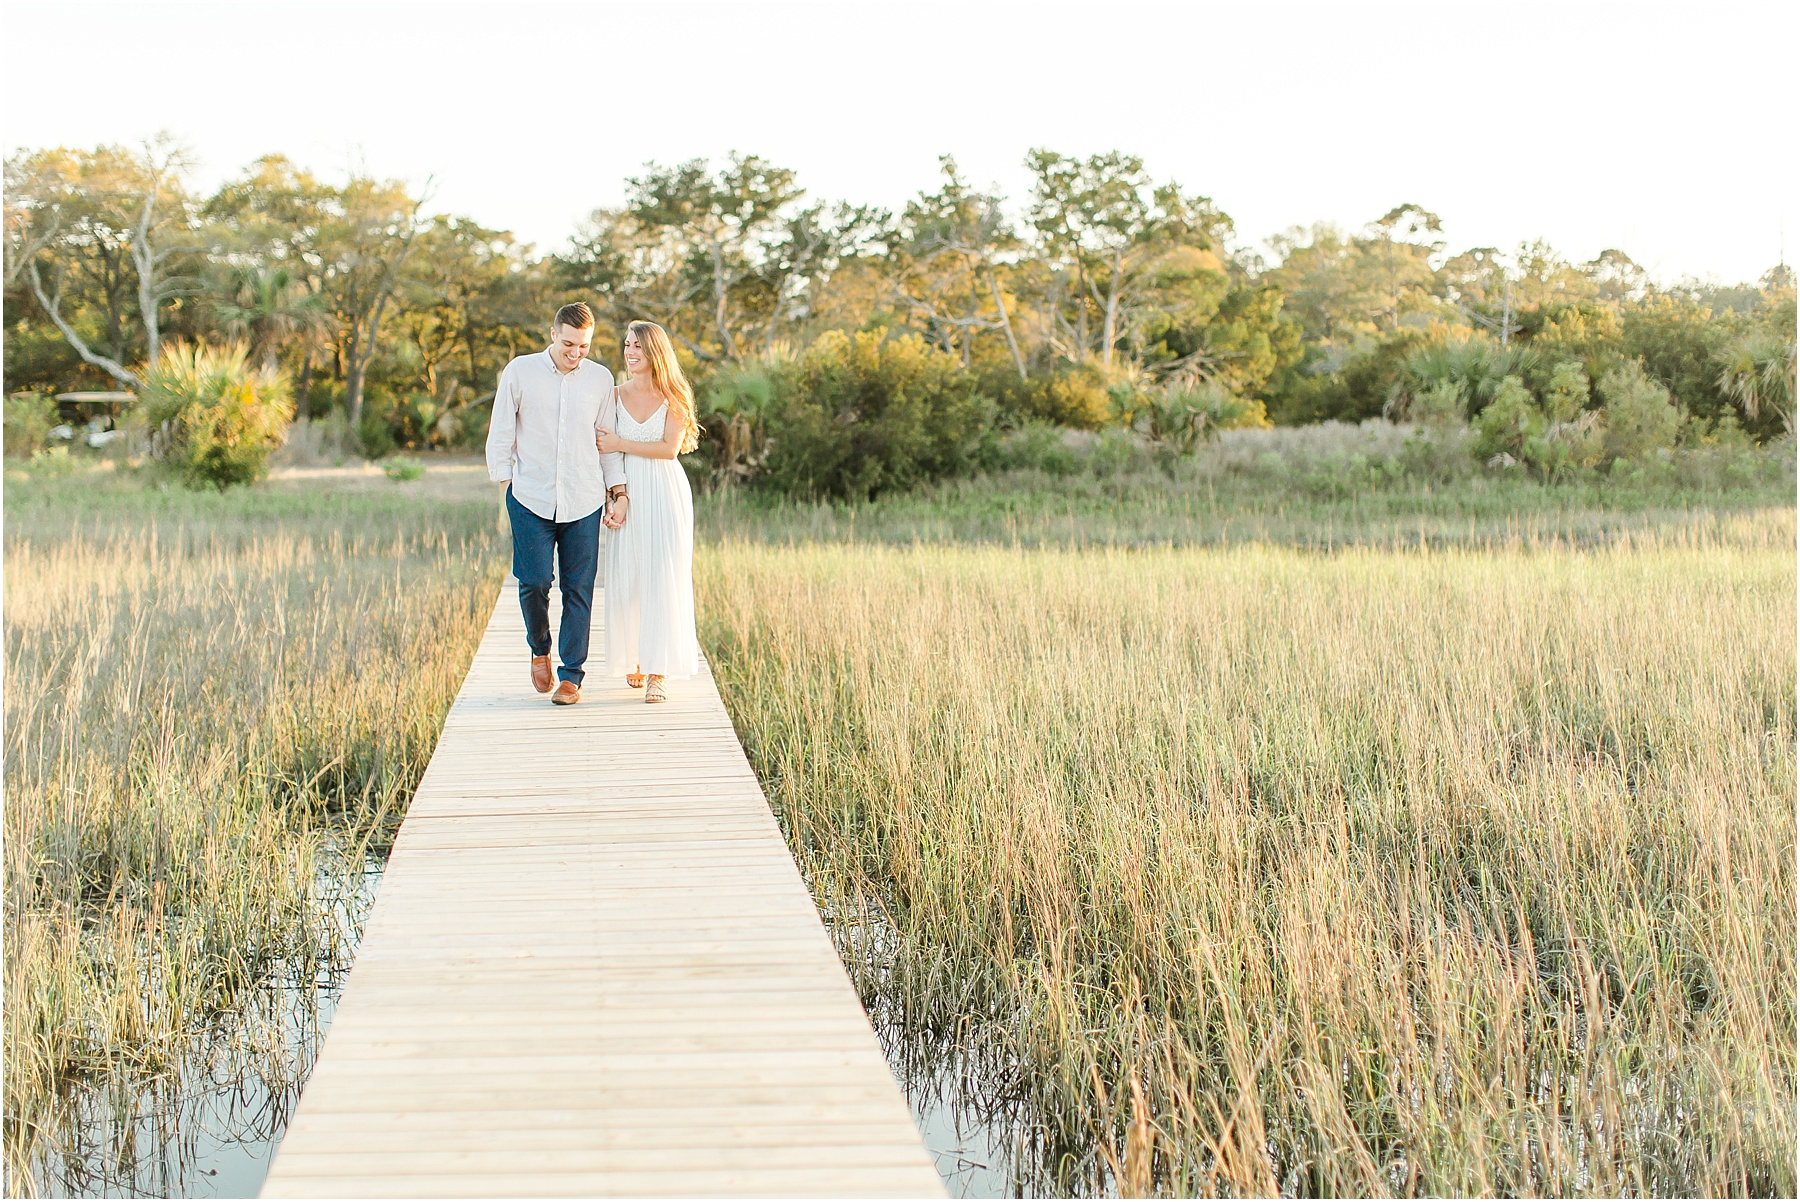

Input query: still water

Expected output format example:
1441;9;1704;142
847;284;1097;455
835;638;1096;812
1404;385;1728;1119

28;866;1031;1199
24;864;380;1199
912;1076;1025;1197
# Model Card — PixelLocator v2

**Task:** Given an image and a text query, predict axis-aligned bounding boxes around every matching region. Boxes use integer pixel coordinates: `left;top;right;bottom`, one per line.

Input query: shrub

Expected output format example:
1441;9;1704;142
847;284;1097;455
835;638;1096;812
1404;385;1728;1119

991;422;1081;475
1408;378;1467;426
1600;360;1682;464
382;456;425;482
984;361;1111;430
1471;375;1543;465
142;343;294;489
699;352;789;485
1393;338;1540;422
4;392;59;457
1517;362;1604;480
758;329;991;500
1141;380;1268;455
1620;294;1730;422
1541;360;1591;423
1715;327;1796;439
356;384;399;459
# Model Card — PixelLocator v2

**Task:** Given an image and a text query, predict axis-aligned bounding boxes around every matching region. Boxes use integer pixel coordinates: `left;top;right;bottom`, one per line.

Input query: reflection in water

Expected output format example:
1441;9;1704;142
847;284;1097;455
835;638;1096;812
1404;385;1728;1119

910;1069;1021;1198
831;906;1112;1199
26;860;380;1199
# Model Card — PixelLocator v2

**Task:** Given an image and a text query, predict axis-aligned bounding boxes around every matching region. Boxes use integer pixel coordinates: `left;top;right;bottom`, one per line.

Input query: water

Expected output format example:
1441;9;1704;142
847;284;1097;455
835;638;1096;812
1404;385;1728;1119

23;862;380;1199
911;1077;1024;1197
27;860;1045;1198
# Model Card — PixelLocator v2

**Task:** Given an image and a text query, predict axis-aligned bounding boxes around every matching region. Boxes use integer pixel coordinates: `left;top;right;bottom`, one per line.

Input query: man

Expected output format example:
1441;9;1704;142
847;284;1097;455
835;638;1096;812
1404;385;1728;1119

485;302;630;705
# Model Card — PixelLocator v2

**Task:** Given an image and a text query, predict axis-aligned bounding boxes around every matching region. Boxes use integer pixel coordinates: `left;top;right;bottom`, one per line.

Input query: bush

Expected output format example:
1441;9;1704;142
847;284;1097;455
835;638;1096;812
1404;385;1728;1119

356;384;399;459
1392;338;1540;422
990;422;1081;475
143;343;294;489
698;352;788;485
1471;375;1543;464
984;361;1111;430
1600;360;1682;464
758;329;991;500
1141;380;1268;455
5;392;59;457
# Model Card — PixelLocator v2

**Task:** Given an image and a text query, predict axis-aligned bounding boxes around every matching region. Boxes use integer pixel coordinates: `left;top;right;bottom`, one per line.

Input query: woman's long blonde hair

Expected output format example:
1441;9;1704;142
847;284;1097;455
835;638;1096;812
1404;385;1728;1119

625;320;698;454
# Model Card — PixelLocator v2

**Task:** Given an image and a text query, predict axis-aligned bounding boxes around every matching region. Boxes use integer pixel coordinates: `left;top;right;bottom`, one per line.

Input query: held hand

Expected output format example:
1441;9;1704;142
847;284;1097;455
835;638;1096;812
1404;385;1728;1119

604;494;629;530
596;428;624;454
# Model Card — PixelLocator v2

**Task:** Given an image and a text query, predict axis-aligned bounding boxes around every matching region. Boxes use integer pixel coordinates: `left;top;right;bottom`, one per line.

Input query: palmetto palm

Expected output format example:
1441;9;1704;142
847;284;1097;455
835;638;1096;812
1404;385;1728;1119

215;265;332;372
1716;329;1796;436
1390;339;1540;420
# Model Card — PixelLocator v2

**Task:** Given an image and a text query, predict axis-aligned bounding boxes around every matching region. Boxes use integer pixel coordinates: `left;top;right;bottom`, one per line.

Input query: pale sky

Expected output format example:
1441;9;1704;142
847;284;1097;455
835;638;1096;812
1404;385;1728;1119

3;0;1794;286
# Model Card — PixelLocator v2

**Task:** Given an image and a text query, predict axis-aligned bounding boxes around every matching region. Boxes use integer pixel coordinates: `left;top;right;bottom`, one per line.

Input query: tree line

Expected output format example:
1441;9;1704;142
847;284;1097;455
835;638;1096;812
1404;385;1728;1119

4;137;1793;492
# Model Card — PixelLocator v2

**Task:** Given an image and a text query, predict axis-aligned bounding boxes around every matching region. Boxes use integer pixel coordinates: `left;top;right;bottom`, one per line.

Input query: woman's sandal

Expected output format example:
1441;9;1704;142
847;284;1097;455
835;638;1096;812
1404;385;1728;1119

626;670;645;689
645;676;667;704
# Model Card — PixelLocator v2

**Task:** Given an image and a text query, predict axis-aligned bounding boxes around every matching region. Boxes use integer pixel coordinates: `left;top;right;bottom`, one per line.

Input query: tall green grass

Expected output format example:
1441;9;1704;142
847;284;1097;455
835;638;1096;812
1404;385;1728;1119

2;470;502;1195
699;515;1796;1195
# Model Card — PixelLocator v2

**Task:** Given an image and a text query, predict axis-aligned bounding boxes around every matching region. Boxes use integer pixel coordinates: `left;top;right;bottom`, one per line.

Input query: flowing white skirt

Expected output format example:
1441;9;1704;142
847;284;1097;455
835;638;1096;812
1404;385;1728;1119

604;454;700;678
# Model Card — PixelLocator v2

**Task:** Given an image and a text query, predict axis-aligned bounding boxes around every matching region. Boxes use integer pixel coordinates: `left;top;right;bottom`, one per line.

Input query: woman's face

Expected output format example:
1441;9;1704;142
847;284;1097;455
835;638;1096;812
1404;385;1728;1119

623;332;647;375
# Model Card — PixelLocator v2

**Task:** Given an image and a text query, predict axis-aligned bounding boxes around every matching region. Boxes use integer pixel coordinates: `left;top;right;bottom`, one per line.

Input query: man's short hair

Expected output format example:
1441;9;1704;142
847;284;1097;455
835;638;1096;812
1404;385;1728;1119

554;302;594;331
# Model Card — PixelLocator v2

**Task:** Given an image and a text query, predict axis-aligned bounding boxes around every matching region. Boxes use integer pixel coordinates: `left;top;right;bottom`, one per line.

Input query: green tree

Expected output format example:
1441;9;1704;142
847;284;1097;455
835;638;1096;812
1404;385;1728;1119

625;154;804;361
1366;203;1445;328
317;175;427;436
1471;374;1543;462
1147;283;1303;396
213;265;331;372
887;157;1027;376
203;155;343;401
1620;294;1730;422
1600;360;1682;462
1024;149;1230;367
1716;327;1795;437
1266;223;1371;343
5;137;197;386
1542;359;1592;423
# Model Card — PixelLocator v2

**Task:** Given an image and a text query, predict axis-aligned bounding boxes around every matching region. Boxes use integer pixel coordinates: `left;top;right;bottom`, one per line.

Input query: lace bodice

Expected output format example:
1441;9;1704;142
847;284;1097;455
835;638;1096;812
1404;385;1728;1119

616;398;667;443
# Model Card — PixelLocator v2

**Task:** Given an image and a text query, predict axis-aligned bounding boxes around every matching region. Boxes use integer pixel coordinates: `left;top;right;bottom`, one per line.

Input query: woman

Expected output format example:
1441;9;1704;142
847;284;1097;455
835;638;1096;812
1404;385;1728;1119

596;320;701;702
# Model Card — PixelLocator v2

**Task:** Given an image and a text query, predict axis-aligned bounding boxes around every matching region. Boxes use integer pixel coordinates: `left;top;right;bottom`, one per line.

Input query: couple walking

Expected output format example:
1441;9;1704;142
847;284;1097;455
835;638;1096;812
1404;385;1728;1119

484;302;699;705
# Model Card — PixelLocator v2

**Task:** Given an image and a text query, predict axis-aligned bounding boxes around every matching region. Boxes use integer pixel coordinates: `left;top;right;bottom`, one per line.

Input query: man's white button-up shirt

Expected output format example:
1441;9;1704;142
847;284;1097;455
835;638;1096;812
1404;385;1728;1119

484;350;626;522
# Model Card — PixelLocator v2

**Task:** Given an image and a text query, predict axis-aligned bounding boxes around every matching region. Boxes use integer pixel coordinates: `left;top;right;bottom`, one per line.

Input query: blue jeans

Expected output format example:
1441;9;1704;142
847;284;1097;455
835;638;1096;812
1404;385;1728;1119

506;488;601;686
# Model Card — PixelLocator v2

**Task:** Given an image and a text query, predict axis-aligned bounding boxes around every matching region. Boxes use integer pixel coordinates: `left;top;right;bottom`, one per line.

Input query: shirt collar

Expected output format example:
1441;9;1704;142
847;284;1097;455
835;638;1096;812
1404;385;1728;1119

544;349;594;377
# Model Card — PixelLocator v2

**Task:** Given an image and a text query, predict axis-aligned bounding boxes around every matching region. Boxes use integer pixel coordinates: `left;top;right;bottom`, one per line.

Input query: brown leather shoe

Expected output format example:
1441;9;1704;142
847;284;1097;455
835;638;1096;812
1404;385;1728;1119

530;655;552;693
550;680;581;705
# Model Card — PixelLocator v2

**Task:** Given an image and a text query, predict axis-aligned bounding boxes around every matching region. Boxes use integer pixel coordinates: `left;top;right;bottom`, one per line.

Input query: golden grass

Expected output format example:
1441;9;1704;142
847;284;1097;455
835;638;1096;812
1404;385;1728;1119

699;509;1797;1196
2;495;501;1195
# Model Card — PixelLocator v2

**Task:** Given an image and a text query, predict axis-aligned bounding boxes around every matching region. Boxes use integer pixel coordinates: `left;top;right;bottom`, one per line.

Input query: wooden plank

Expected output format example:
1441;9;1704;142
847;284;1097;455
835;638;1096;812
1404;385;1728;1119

261;584;941;1198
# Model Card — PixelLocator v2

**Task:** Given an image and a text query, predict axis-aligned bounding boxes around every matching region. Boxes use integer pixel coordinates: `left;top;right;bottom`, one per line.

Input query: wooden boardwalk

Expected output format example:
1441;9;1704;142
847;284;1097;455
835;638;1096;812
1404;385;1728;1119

262;585;944;1198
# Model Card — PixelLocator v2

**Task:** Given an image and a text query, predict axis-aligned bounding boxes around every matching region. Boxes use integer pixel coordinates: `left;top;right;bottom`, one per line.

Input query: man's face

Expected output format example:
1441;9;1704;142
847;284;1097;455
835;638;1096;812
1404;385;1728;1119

550;323;594;371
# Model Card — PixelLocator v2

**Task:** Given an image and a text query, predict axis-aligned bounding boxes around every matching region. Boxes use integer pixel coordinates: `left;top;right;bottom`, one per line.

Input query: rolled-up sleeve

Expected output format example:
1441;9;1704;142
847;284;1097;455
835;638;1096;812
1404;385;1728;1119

485;363;519;482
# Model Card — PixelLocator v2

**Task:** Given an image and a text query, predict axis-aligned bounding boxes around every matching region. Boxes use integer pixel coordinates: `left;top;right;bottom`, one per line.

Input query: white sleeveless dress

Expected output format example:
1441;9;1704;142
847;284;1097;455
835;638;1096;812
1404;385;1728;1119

604;397;700;678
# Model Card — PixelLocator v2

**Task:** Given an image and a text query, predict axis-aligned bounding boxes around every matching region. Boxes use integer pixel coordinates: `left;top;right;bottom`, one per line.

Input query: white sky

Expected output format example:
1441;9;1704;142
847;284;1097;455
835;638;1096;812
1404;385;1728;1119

3;0;1794;286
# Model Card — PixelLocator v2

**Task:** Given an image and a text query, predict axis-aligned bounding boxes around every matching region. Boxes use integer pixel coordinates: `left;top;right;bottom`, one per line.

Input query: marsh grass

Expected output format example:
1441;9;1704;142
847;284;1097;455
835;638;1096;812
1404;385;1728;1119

699;514;1797;1196
30;854;378;1196
5;451;1793;1197
2;470;501;1195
